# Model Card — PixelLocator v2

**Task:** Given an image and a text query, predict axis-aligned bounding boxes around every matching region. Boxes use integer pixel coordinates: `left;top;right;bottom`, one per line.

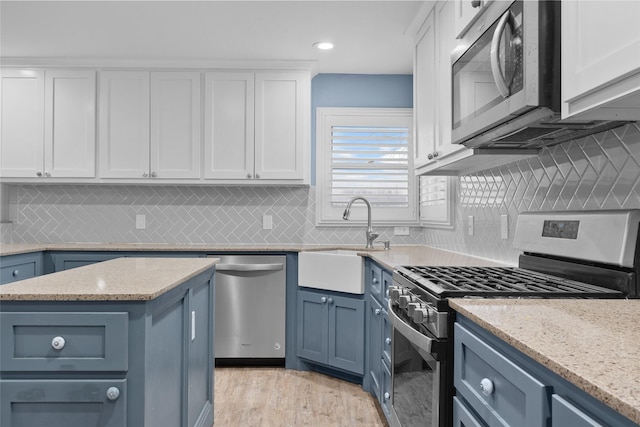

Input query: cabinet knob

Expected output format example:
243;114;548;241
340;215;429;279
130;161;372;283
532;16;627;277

471;0;481;7
321;296;327;303
327;297;334;305
12;269;19;277
44;171;51;177
151;171;157;178
432;151;439;159
385;337;392;346
384;392;390;401
247;173;252;179
36;171;43;177
106;387;120;401
143;172;149;178
374;308;381;316
51;336;66;350
372;277;379;284
480;378;494;396
255;173;261;179
427;153;433;160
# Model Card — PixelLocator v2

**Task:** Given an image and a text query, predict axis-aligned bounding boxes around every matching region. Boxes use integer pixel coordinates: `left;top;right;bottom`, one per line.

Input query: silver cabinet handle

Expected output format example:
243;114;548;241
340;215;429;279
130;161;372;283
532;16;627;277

471;0;481;7
375;308;381;315
491;10;515;98
216;263;283;272
327;297;334;305
44;171;51;177
384;392;390;400
247;173;252;179
432;151;439;159
151;171;157;178
385;337;392;346
51;336;66;350
106;387;120;401
372;277;379;284
142;172;149;178
12;270;19;277
255;173;261;179
321;296;327;303
36;171;43;177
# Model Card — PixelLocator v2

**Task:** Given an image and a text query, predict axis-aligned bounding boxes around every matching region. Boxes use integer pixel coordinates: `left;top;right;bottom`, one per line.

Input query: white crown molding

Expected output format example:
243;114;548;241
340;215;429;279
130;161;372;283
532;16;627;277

0;57;319;75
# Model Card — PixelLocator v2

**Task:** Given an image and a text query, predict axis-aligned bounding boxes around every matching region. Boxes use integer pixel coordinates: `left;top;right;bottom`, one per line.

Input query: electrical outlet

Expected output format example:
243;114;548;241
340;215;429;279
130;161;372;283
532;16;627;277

394;226;410;236
468;215;474;236
262;215;273;230
135;214;146;230
501;214;509;239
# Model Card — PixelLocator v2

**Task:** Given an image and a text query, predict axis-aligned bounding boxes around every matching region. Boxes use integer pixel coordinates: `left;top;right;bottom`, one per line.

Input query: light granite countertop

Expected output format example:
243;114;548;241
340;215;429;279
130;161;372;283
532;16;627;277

0;242;511;270
449;298;640;425
0;257;218;301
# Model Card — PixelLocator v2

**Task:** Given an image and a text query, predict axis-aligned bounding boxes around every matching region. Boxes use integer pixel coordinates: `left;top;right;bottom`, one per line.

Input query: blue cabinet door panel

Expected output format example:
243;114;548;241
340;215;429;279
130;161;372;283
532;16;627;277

0;379;127;427
328;295;365;374
0;312;128;372
454;323;549;427
296;290;328;364
552;394;605;427
453;396;486;427
369;263;382;303
368;295;383;398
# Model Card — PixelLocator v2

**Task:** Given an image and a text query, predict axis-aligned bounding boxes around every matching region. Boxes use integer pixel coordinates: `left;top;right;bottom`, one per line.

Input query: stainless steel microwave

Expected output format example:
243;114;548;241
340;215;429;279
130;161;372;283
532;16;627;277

451;0;626;150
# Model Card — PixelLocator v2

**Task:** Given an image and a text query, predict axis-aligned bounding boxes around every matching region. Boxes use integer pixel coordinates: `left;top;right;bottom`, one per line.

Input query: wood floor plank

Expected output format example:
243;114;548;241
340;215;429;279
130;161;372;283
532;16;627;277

214;367;388;426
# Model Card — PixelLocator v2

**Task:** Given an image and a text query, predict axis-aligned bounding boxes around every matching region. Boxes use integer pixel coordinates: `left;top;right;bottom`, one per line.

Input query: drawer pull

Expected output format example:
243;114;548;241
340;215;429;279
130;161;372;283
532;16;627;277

372;278;379;284
385;337;392;346
106;387;120;401
51;336;66;350
384;392;390;401
12;269;19;277
375;309;381;316
480;378;494;396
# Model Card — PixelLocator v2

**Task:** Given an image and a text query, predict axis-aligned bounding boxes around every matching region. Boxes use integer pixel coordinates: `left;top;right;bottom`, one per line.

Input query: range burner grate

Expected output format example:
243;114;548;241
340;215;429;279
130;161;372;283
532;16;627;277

398;266;624;298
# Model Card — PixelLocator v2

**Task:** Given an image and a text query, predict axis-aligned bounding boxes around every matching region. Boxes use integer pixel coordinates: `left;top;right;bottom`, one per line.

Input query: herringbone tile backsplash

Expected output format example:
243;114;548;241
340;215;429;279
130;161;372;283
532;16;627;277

5;122;640;265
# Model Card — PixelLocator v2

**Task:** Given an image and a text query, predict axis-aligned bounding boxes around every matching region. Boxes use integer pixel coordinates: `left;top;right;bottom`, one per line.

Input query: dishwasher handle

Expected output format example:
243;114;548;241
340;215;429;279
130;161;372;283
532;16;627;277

215;263;284;272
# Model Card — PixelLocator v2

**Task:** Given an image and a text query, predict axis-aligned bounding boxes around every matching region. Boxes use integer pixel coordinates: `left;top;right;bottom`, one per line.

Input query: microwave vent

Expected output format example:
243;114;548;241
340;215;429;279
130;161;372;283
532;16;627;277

495;127;567;143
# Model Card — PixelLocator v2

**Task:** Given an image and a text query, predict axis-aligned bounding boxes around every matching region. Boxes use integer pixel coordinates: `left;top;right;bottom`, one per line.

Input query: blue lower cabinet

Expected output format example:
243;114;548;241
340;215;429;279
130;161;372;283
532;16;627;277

1;379;127;427
552;394;605;427
0;252;43;284
381;359;392;419
0;268;215;427
453;396;486;427
368;296;383;398
297;288;365;375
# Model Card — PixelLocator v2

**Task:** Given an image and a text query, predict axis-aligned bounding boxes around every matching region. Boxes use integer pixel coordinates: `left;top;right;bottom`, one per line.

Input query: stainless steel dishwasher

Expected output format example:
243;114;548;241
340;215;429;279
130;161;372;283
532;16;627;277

207;254;286;360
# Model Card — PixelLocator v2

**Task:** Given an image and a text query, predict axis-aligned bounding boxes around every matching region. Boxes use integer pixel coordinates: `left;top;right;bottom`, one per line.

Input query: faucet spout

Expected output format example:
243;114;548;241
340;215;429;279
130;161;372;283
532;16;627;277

342;196;378;249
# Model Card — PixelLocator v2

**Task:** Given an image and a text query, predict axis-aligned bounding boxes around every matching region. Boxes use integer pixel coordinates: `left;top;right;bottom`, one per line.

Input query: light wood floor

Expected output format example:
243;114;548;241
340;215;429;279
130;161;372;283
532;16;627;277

214;367;388;427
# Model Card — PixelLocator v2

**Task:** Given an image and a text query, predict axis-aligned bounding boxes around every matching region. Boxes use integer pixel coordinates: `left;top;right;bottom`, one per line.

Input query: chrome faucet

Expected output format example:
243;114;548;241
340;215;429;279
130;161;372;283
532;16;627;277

342;196;379;249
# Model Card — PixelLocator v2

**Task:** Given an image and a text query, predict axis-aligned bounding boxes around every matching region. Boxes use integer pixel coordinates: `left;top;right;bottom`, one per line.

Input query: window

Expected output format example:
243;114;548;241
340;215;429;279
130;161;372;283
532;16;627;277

419;176;455;228
316;108;417;225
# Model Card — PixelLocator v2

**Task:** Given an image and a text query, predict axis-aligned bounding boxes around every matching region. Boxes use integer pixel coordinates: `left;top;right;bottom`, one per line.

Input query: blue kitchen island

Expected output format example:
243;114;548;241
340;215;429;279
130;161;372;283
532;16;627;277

0;257;217;427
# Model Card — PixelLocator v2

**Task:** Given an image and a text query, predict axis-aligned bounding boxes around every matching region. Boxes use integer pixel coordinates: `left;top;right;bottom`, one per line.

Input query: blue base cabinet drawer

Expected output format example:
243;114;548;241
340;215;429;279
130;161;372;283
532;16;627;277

552;394;605;427
454;322;549;427
453;396;486;427
1;253;43;284
1;379;126;427
0;312;128;372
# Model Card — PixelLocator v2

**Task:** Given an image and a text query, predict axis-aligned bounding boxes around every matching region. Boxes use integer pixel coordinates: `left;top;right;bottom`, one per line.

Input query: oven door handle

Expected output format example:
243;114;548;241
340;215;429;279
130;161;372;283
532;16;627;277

387;300;434;354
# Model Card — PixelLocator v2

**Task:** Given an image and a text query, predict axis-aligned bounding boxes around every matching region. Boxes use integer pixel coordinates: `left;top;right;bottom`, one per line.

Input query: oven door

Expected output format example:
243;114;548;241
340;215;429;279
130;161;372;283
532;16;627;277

388;303;449;427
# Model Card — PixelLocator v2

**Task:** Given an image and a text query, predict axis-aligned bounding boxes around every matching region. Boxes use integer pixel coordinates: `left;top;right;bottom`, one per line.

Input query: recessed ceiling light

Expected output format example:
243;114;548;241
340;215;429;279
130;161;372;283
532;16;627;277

313;42;335;50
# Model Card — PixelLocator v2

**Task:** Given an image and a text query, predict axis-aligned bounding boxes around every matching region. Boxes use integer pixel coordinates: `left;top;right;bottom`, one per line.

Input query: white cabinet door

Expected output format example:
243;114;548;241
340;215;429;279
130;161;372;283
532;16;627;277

453;0;484;38
44;70;96;178
254;72;308;181
203;72;254;180
150;72;201;179
0;69;44;178
98;71;150;179
413;11;436;168
562;0;640;120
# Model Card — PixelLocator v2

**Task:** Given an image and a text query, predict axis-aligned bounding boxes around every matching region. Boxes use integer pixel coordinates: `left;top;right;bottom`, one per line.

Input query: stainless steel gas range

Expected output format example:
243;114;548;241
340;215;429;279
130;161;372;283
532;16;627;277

387;210;640;427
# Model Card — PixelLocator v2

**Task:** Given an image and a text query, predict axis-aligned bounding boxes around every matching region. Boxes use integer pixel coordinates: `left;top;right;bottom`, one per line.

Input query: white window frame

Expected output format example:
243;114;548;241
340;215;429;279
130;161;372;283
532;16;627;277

316;107;418;226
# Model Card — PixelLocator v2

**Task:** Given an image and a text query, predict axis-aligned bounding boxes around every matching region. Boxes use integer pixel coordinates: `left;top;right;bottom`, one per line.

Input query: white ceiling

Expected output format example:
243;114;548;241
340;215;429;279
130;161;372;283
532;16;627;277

0;0;425;74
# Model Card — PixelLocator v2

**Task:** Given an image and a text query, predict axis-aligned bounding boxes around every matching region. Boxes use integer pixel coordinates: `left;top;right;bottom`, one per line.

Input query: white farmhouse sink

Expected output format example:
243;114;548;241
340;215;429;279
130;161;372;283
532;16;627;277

298;250;364;294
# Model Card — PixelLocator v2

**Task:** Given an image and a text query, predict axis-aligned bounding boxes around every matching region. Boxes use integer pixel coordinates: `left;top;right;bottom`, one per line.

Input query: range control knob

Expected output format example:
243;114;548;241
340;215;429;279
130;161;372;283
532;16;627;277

388;286;407;303
398;294;416;309
413;307;432;324
407;302;422;318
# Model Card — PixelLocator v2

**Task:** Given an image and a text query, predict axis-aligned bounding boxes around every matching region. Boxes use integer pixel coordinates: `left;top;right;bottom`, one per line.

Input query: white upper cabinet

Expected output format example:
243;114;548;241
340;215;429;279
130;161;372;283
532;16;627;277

562;0;640;121
203;72;255;179
1;69;95;179
99;71;201;179
413;1;465;173
204;71;309;183
98;71;150;179
1;69;44;178
44;70;96;178
453;0;486;38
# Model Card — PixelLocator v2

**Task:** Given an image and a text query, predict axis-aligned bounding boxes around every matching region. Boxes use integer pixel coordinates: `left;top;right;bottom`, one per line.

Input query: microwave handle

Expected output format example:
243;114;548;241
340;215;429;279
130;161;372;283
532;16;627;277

490;10;513;98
